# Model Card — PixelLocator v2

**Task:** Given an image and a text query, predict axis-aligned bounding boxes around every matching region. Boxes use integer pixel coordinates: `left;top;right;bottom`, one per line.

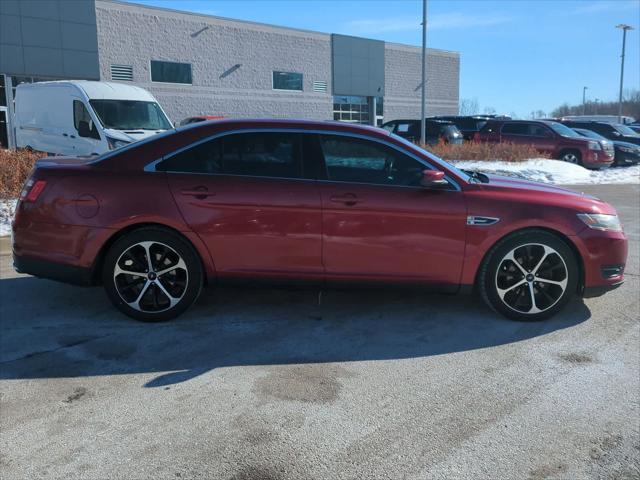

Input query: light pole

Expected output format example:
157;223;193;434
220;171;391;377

582;86;588;115
420;0;427;145
616;24;633;123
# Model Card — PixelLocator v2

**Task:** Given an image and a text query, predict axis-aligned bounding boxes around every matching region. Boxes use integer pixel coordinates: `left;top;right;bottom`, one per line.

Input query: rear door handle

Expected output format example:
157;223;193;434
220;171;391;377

180;187;216;199
330;193;361;206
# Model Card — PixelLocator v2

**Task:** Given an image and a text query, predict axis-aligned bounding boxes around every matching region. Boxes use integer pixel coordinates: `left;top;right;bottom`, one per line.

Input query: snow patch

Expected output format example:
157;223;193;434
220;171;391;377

0;199;17;237
452;159;640;185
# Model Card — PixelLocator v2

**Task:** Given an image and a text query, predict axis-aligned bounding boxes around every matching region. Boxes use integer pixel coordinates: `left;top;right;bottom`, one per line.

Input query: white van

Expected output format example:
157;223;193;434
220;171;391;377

15;80;172;156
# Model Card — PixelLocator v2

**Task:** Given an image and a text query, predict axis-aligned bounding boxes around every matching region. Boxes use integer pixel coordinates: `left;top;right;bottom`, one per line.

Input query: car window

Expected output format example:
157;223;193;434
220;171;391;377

157;132;303;178
501;123;529;135
397;123;411;133
529;124;551;137
381;122;396;133
319;135;425;187
73;100;100;139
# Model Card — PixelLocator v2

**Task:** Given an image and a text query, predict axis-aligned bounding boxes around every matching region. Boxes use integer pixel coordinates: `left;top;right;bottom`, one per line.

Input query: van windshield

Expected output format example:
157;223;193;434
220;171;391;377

89;100;172;130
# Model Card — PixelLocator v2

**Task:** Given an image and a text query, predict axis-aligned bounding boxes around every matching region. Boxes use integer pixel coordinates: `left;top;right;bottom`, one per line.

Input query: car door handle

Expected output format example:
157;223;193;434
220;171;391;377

330;193;361;206
180;187;215;199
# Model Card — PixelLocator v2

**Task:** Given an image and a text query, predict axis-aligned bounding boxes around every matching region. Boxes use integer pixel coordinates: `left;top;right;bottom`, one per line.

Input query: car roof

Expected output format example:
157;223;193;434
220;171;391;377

17;80;157;101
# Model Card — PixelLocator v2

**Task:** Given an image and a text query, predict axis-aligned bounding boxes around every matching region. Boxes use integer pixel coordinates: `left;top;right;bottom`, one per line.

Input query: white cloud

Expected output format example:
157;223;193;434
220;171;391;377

344;12;513;35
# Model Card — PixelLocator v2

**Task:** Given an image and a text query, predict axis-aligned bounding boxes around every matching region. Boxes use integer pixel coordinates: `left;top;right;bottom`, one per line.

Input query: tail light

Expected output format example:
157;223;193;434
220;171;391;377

20;178;47;202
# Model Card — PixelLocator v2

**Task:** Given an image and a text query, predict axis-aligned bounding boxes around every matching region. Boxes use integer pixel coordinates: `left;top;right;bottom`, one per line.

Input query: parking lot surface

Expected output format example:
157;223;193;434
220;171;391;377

1;184;638;480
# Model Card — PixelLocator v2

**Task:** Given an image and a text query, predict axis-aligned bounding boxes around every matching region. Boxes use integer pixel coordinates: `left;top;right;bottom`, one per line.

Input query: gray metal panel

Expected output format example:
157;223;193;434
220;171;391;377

21;17;62;48
60;0;97;24
23;46;64;76
0;0;21;16
0;44;24;73
19;0;61;20
331;34;384;97
63;50;99;78
1;14;21;45
62;22;98;52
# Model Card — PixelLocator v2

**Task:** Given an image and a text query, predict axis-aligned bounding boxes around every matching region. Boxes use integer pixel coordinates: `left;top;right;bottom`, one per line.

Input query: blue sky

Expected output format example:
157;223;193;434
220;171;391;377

126;0;639;117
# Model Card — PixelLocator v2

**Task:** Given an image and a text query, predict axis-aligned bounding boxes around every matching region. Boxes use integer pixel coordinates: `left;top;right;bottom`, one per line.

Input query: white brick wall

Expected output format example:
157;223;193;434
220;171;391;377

95;0;459;124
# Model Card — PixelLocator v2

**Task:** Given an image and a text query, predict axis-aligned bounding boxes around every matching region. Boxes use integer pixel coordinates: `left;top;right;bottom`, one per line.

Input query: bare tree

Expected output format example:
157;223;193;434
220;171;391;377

459;98;480;115
483;106;496;115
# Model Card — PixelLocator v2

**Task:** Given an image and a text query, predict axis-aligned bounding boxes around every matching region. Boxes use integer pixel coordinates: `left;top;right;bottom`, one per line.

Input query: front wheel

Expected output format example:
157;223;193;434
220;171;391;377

479;231;579;321
102;227;203;322
559;150;582;166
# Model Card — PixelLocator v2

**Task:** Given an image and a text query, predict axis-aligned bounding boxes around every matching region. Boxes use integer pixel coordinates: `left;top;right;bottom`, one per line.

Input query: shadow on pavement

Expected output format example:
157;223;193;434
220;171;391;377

0;276;591;387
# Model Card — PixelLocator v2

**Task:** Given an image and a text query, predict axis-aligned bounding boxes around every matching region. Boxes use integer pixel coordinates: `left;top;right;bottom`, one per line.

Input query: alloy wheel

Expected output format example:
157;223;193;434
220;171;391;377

562;153;579;164
495;243;568;315
113;241;189;313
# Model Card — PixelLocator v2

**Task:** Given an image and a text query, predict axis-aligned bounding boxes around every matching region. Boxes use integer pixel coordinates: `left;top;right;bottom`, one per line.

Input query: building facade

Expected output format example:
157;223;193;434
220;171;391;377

0;0;460;149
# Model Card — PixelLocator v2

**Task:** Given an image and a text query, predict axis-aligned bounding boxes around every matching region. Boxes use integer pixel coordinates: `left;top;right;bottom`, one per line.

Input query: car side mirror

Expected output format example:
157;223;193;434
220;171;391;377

420;169;448;188
77;120;91;138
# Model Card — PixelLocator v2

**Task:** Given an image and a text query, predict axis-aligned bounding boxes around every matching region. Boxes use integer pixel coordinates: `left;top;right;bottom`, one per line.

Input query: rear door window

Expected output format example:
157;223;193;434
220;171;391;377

158;131;303;178
501;123;529;135
73;100;100;139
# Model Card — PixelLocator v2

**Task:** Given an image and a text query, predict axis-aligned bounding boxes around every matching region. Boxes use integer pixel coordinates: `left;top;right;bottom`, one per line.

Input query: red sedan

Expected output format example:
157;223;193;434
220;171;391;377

12;119;627;322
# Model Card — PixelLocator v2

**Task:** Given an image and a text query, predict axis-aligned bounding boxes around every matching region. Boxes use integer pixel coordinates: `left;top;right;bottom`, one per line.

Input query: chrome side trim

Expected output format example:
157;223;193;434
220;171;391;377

143;127;462;192
467;216;500;226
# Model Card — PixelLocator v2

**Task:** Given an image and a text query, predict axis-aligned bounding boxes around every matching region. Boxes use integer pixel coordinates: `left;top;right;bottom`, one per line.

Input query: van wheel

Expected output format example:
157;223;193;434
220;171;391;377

479;230;579;321
559;150;582;165
102;227;203;322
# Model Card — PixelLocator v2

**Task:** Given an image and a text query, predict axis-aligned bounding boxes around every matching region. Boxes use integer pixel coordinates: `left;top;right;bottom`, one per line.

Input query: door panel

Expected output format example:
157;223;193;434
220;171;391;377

320;183;466;284
168;175;323;278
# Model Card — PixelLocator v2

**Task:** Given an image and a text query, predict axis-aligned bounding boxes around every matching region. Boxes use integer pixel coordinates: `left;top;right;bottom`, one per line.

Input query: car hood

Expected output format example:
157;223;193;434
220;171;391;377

613;140;640;149
103;128;166;143
475;173;616;214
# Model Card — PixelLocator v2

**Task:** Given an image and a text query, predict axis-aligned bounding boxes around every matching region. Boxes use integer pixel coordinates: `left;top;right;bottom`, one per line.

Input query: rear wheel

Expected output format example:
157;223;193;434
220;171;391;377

479;230;579;321
559;150;582;166
102;227;203;322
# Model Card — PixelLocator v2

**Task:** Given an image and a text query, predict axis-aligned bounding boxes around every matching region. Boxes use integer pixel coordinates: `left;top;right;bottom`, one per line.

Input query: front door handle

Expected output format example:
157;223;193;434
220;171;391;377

181;187;215;199
330;193;361;206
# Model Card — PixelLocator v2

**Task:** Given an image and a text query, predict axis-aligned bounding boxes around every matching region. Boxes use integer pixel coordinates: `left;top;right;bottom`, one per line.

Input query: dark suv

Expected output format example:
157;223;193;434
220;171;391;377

381;119;464;145
560;121;640;146
429;115;496;141
474;120;614;169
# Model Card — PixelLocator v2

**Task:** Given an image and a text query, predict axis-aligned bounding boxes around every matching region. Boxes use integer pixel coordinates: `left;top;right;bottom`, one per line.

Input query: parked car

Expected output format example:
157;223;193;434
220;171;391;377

381;119;464;145
474;120;614;169
629;124;640;135
14;81;172;156
12;119;627;322
178;115;224;126
559;120;640;147
572;128;640;166
429;115;495;141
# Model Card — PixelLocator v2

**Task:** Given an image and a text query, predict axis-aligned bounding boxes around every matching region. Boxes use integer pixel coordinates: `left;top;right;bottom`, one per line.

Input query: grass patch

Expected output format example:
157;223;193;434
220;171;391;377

422;141;549;162
0;149;41;199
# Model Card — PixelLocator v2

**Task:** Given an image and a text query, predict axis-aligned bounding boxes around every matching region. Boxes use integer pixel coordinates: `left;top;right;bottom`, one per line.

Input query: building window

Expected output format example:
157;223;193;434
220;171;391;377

110;64;133;81
333;96;369;124
272;71;303;91
151;60;192;84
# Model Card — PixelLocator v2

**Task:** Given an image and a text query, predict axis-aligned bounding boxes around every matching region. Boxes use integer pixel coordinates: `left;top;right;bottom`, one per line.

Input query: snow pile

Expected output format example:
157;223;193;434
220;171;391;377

452;159;640;185
0;200;17;237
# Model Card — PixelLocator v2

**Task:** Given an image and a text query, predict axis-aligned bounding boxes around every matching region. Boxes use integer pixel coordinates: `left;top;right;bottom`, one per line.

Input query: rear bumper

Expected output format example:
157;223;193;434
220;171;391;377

13;253;93;286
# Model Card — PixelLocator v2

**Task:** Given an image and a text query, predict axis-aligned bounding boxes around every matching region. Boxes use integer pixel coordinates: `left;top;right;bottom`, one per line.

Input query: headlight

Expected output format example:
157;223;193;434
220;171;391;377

577;213;623;232
106;137;131;150
587;141;602;151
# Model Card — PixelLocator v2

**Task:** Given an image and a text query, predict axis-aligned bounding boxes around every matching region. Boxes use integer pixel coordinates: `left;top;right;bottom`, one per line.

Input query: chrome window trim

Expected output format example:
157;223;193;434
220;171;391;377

144;128;462;192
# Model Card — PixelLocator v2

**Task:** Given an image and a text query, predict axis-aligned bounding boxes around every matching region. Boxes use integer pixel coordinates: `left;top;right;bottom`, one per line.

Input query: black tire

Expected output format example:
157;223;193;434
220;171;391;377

479;230;579;321
558;150;582;166
102;227;203;322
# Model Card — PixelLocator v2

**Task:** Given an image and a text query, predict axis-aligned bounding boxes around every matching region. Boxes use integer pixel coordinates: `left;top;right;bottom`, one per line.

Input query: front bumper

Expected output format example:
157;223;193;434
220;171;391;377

583;150;614;169
614;150;640;165
574;228;628;296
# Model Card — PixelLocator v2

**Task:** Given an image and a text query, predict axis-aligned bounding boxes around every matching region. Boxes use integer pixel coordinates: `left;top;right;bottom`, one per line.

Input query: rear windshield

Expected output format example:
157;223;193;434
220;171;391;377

575;129;606;140
90;100;172;130
615;124;640;136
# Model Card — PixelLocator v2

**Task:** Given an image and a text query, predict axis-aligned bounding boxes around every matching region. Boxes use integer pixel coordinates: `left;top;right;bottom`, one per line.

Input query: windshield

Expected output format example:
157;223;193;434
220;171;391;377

548;122;582;138
389;133;471;182
89;100;172;130
576;129;606;140
615;124;640;136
